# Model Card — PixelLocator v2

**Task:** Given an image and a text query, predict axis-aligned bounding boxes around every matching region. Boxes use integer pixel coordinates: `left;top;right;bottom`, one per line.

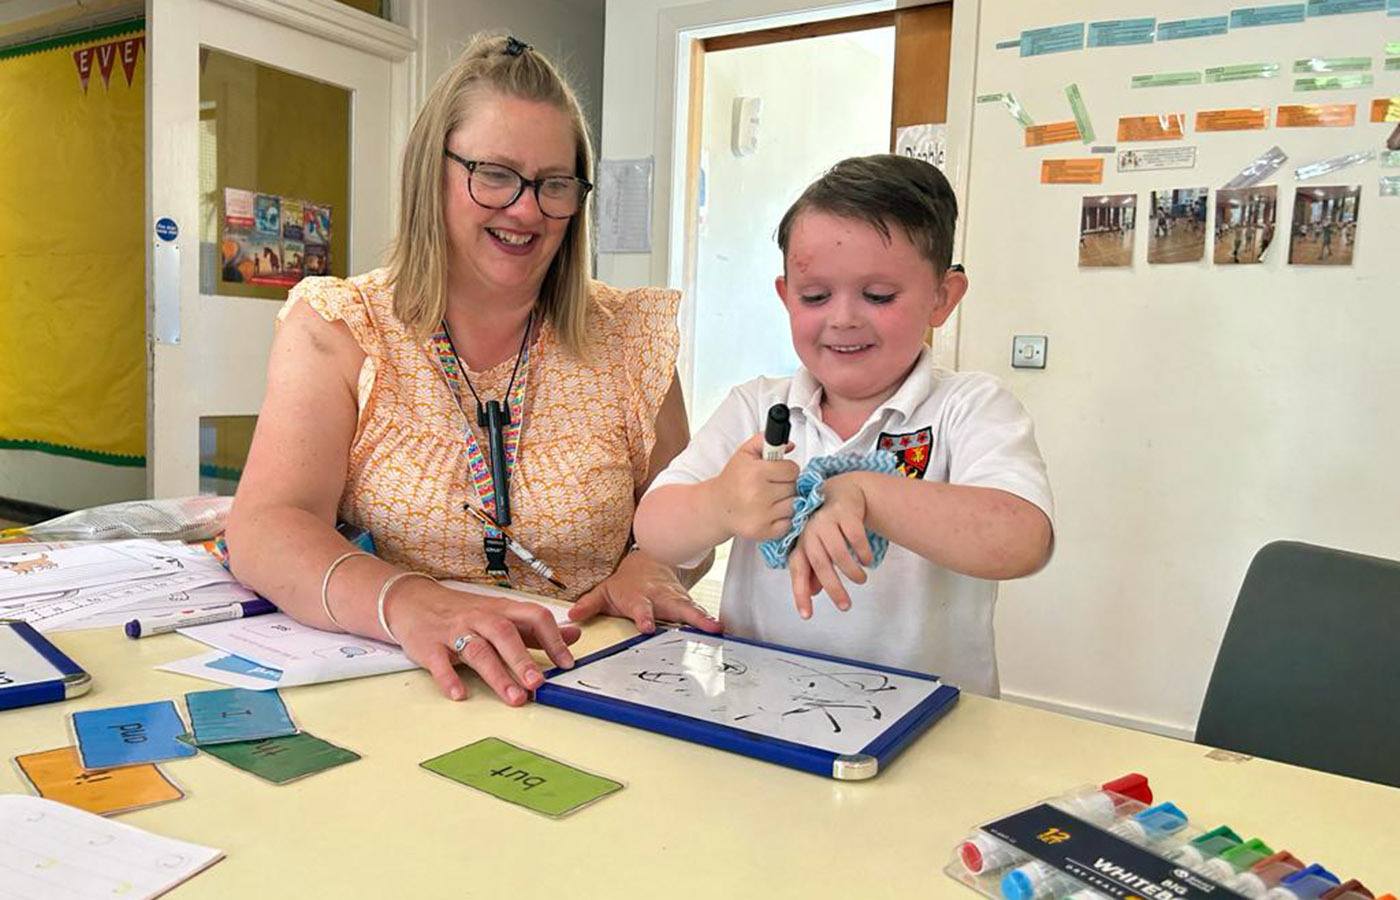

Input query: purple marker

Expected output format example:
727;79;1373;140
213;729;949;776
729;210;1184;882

124;598;276;638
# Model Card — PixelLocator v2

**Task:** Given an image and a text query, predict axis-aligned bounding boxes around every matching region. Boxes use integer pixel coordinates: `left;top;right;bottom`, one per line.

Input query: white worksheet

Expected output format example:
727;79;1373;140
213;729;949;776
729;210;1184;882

0;795;223;900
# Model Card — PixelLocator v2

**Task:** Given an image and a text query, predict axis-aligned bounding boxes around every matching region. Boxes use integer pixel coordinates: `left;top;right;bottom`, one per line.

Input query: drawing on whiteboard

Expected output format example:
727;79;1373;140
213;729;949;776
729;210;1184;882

550;632;941;754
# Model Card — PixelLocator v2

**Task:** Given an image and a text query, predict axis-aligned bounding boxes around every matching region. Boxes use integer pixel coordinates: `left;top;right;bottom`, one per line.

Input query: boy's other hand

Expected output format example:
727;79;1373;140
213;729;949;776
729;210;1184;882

789;472;874;619
714;433;798;541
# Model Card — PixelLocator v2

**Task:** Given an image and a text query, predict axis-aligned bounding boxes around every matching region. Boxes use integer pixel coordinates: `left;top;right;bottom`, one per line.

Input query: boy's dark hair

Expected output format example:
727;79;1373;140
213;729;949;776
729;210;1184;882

776;154;958;274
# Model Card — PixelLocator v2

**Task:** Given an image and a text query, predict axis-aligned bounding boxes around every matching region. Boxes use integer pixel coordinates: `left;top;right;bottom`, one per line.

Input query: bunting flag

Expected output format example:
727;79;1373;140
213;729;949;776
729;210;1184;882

71;36;144;93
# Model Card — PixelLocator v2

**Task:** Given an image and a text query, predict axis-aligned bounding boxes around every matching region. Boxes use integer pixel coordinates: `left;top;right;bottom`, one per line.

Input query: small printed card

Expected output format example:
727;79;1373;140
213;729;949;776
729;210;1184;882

15;746;184;815
185;687;297;745
189;732;360;785
72;700;198;770
420;737;623;818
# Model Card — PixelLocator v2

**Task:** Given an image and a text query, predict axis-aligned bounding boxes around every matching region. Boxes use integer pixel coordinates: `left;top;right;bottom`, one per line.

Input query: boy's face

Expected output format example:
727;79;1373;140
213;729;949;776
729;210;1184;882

776;210;967;413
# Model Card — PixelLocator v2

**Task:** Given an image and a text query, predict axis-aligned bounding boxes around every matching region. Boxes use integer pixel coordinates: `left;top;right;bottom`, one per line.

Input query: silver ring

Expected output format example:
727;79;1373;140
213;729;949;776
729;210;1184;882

452;634;475;653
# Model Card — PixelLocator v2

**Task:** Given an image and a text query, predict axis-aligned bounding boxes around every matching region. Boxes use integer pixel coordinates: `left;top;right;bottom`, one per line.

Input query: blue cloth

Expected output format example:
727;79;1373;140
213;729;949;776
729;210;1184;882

760;450;899;569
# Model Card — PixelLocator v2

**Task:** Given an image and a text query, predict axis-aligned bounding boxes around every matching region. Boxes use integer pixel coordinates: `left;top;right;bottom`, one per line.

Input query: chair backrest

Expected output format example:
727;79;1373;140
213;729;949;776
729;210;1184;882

1196;540;1400;788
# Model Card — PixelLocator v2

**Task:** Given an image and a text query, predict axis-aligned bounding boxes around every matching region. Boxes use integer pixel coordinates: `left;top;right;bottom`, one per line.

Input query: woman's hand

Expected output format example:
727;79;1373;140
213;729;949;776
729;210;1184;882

389;582;581;704
789;472;873;619
569;548;722;634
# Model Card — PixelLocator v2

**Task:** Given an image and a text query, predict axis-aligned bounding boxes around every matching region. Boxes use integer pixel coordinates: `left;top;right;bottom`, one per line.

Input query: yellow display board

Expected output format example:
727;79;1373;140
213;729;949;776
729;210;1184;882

0;20;145;466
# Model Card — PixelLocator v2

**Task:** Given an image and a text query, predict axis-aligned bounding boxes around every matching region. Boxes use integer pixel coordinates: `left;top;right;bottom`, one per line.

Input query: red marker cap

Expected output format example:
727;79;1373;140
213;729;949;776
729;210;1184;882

1100;773;1152;805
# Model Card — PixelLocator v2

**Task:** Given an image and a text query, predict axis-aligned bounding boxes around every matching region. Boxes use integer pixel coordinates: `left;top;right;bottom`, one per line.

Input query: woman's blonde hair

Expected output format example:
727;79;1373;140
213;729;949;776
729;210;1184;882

388;33;594;355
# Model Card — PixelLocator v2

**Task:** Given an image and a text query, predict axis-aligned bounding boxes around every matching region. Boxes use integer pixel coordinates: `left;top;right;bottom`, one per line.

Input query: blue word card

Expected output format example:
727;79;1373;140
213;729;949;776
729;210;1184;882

72;700;197;770
186;687;297;745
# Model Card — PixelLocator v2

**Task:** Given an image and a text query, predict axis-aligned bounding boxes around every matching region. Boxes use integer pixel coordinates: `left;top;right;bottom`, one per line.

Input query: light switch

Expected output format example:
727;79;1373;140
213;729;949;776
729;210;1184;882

1011;335;1047;369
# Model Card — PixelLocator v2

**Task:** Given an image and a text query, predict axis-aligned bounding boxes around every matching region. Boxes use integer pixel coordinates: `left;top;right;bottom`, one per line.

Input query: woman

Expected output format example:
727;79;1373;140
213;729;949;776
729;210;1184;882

226;34;718;706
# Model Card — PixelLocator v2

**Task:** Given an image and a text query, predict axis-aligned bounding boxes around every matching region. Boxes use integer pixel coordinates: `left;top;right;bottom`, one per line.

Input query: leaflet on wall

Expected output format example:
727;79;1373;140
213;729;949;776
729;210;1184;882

1116;146;1198;172
894;123;948;170
595;158;653;254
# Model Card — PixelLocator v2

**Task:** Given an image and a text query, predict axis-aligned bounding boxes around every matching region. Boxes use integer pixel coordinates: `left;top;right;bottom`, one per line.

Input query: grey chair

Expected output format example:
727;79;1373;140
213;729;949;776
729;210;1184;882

1196;540;1400;788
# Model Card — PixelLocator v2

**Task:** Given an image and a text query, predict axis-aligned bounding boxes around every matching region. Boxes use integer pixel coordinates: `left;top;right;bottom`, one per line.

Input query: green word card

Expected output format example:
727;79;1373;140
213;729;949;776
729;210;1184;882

420;737;622;818
189;732;360;785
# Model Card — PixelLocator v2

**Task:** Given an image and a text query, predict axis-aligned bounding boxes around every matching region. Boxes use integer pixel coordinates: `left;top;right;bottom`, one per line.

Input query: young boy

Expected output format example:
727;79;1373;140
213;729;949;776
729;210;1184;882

634;155;1053;696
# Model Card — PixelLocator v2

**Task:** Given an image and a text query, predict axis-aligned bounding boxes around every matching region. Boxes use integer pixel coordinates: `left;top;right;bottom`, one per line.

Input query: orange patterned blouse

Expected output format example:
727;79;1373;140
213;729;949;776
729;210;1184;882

278;268;679;600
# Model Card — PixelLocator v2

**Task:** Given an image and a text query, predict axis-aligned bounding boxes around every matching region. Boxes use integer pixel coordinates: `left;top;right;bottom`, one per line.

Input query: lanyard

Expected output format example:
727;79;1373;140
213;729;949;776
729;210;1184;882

430;320;533;581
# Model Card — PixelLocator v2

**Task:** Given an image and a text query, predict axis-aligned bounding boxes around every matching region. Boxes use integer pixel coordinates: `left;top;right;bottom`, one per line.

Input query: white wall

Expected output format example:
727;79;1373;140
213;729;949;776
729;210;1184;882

963;0;1400;737
602;0;1400;739
689;30;894;425
418;0;605;152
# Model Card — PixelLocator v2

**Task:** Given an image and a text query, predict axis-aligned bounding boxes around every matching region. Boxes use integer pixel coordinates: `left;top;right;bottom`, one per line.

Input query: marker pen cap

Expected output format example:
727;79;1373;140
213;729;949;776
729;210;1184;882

1229;853;1306;897
1263;864;1341;900
763;404;790;447
1319;880;1374;900
1201;839;1277;879
1101;773;1152;805
1132;801;1189;838
1001;860;1074;900
1172;824;1244;866
959;832;1021;875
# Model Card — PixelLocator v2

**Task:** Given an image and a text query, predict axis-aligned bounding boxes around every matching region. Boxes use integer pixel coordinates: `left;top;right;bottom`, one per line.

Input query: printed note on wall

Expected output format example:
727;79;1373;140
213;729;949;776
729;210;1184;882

1025;121;1082;147
1117;114;1186;142
1196;107;1270;131
1277;103;1357;126
1041;158;1105;184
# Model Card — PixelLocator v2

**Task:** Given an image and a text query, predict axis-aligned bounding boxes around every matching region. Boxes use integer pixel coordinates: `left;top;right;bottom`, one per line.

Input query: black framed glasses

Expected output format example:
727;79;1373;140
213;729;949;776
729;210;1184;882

444;150;593;220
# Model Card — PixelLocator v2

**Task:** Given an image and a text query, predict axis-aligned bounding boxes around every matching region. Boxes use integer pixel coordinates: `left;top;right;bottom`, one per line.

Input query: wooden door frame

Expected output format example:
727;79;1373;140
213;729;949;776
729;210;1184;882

676;1;957;397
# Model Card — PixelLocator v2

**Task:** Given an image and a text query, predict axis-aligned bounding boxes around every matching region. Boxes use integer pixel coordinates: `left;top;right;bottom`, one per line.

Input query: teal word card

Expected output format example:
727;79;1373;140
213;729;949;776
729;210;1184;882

186;687;297;745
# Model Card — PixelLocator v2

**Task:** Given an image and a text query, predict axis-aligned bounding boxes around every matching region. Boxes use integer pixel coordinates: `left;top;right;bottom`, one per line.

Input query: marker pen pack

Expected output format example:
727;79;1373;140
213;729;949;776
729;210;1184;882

944;773;1389;900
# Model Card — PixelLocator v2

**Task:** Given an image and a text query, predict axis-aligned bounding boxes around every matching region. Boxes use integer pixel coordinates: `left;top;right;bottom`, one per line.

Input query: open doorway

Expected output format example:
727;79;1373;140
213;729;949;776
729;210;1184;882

675;3;954;611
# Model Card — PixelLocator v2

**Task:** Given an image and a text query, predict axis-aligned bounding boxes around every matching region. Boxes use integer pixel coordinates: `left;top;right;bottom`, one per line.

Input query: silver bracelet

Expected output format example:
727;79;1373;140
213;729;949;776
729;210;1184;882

320;551;371;631
376;571;434;644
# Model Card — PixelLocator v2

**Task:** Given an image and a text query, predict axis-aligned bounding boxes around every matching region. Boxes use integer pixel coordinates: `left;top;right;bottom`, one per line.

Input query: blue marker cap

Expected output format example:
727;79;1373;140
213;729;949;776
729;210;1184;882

1132;801;1189;837
124;620;142;638
1000;869;1036;900
1278;864;1341;898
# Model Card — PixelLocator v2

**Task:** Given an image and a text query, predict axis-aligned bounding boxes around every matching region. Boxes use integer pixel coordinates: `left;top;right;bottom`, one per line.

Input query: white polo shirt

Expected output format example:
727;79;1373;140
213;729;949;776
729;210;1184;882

648;349;1054;696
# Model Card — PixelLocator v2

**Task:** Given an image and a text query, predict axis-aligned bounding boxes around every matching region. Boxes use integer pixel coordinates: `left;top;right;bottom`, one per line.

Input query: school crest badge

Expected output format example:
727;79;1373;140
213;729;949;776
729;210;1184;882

877;427;932;480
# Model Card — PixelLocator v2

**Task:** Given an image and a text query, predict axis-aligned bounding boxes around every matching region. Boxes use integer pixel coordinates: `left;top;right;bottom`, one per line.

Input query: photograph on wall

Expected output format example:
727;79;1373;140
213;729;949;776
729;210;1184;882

1147;187;1208;264
1288;185;1360;266
1213;186;1277;265
1078;193;1137;267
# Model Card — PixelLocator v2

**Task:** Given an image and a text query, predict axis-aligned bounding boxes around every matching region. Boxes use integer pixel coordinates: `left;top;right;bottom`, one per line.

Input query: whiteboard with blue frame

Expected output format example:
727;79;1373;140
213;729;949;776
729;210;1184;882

535;629;959;779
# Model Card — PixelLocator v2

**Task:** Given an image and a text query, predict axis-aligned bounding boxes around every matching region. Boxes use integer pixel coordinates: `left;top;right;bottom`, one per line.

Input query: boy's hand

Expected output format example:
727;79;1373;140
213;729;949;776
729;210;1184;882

790;472;874;619
713;433;798;541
